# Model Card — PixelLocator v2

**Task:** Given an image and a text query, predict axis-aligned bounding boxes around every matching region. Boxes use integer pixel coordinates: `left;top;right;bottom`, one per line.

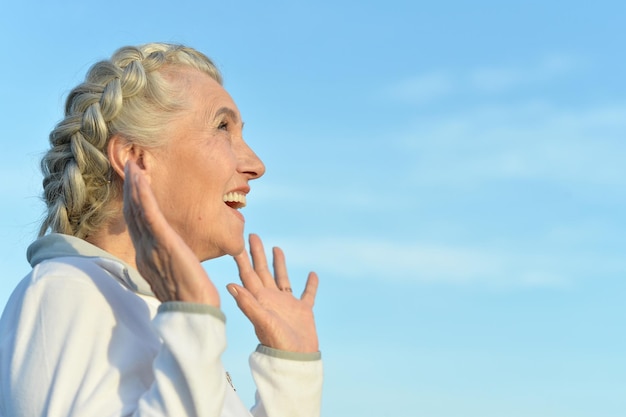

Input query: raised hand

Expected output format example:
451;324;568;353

123;160;220;307
228;234;319;353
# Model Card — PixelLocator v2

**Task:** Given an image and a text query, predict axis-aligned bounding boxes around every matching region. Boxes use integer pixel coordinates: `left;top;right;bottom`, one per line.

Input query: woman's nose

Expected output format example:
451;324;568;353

238;140;266;180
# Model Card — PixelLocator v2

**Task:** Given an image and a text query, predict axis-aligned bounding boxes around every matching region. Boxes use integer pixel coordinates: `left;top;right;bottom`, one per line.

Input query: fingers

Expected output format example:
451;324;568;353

301;271;319;305
272;246;291;291
126;162;164;236
226;284;264;323
250;234;293;292
233;250;262;293
233;233;317;302
234;234;280;291
124;161;151;238
125;161;175;249
123;162;139;233
229;236;320;352
124;163;153;261
248;234;276;287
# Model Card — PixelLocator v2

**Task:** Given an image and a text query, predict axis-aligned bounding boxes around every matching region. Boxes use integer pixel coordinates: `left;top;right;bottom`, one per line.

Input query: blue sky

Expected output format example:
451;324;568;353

1;1;625;416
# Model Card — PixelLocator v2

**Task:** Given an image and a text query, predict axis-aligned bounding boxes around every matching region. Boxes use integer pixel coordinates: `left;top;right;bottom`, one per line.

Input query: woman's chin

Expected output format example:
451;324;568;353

228;240;246;257
201;241;245;261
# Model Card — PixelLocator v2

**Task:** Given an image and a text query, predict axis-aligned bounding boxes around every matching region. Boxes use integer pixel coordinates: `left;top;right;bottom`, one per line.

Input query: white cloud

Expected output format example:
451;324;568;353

250;181;391;212
384;71;455;104
469;55;578;94
271;235;611;289
385;54;580;104
249;99;626;214
398;101;626;188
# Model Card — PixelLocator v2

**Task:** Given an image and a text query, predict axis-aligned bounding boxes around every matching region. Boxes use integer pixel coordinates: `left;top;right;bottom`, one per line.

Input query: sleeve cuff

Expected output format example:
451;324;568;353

255;344;321;361
157;301;226;323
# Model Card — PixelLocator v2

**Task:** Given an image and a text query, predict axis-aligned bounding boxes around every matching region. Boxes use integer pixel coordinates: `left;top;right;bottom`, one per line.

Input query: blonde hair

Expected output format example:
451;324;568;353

39;43;222;239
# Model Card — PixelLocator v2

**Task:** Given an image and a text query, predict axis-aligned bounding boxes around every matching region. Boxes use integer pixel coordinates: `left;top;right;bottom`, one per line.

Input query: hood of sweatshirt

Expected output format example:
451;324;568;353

27;233;154;297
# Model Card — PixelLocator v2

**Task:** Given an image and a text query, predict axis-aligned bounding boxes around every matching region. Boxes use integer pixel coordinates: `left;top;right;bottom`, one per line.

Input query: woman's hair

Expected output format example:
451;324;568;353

39;43;222;239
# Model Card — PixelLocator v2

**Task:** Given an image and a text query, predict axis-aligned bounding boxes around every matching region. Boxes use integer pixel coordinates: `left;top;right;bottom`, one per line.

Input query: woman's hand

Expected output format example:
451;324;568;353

123;160;220;307
228;234;319;353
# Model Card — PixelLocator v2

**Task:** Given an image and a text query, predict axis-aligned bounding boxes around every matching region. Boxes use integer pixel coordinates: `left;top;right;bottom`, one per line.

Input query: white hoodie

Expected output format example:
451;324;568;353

0;234;322;417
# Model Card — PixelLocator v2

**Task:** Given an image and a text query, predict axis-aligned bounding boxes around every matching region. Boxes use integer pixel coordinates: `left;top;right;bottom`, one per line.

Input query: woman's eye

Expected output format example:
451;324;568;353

218;121;229;130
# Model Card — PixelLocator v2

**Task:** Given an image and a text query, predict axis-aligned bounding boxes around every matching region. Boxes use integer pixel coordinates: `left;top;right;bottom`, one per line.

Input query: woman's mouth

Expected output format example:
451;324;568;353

223;192;247;209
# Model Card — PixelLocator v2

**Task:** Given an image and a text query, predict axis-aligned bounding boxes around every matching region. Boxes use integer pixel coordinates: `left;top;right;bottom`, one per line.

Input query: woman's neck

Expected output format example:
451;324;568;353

85;215;138;270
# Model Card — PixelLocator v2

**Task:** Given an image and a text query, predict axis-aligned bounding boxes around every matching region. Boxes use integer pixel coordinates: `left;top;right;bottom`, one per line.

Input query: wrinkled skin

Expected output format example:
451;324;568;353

124;160;319;353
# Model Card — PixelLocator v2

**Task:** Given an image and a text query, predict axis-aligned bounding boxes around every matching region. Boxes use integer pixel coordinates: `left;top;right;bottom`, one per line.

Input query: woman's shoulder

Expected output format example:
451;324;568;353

1;253;158;339
7;258;133;318
27;233;155;299
26;254;127;299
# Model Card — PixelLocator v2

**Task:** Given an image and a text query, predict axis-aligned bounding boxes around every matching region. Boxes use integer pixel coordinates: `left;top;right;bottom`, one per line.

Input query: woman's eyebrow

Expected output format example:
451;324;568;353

214;107;240;124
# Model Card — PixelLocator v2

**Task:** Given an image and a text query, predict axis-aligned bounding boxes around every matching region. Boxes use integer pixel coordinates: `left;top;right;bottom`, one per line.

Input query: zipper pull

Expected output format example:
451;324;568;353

225;372;236;391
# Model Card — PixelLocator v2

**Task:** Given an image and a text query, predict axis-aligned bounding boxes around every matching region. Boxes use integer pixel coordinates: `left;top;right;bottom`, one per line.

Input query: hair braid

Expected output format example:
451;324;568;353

39;43;222;238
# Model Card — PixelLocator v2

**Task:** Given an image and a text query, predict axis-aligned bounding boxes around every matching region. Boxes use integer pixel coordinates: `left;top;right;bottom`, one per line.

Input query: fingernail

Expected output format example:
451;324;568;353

227;285;238;297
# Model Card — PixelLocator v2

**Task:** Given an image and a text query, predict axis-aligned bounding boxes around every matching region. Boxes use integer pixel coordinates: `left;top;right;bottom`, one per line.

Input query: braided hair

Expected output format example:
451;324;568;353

39;43;222;239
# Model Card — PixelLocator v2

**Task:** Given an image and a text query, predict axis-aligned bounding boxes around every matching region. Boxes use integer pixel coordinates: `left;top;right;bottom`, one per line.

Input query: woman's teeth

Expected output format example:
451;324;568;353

223;192;247;209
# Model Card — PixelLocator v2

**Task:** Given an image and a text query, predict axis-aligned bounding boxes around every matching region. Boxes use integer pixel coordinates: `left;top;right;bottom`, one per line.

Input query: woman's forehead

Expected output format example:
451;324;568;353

177;70;240;123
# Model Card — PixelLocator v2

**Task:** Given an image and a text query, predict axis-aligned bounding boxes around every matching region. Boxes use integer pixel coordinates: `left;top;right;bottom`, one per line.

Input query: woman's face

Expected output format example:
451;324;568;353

146;69;265;261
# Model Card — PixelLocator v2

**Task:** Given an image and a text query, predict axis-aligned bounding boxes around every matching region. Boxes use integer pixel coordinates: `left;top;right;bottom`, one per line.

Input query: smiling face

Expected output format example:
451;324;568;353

146;68;265;261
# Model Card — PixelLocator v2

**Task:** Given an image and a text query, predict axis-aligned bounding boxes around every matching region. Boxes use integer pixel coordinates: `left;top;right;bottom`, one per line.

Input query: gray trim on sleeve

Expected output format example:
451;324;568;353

158;301;226;323
256;344;321;361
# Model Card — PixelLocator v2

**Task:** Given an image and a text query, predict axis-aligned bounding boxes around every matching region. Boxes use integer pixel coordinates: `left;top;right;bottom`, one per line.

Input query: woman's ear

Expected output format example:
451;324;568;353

108;134;147;180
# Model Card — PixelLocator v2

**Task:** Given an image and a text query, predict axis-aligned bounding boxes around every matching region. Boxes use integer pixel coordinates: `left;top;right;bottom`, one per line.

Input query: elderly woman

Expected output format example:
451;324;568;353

0;43;322;417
